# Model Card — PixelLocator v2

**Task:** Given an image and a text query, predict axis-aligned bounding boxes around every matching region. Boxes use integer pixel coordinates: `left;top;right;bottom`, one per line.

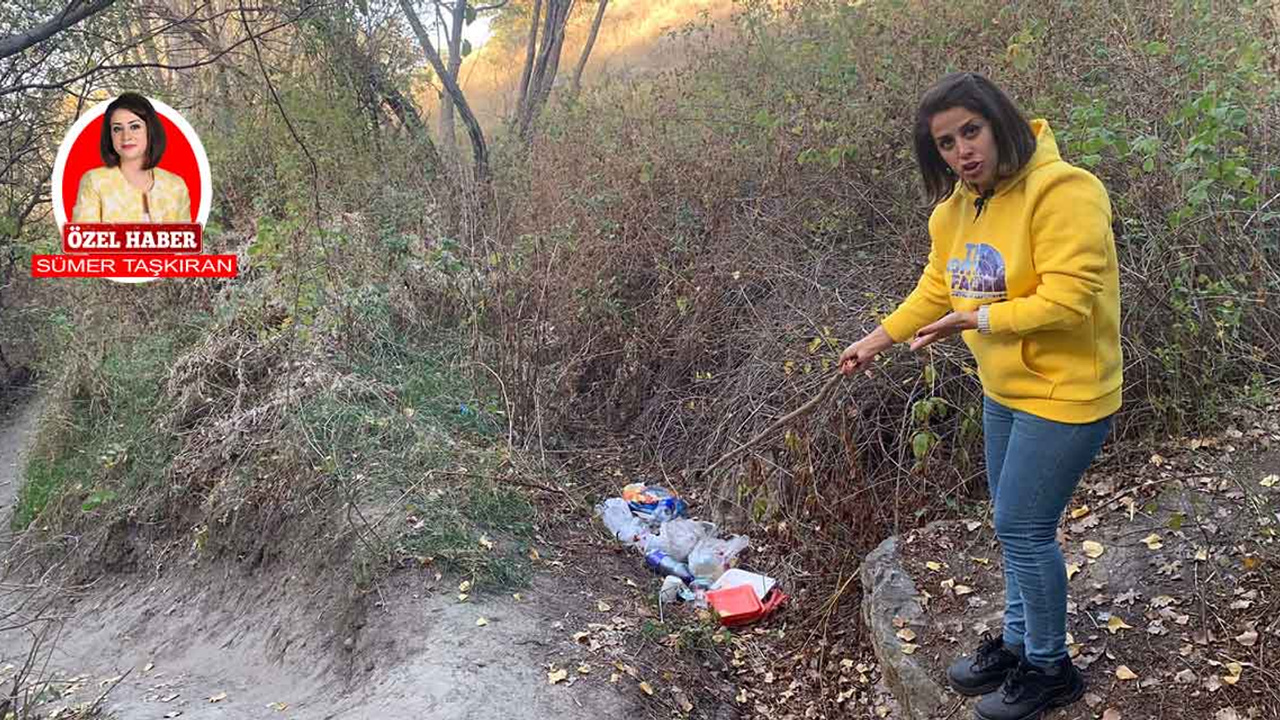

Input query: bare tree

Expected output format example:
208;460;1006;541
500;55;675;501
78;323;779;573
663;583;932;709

514;0;541;118
514;0;609;138
569;0;606;94
0;0;117;61
515;0;569;137
399;0;490;179
428;1;507;158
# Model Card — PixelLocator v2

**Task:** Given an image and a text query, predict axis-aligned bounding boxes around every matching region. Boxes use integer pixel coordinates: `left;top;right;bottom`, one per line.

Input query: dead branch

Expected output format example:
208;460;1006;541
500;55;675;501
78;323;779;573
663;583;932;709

0;0;118;61
699;372;846;477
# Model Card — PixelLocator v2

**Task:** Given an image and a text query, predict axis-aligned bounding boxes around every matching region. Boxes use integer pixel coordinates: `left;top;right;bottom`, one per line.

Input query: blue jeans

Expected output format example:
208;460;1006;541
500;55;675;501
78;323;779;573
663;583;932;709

983;396;1112;667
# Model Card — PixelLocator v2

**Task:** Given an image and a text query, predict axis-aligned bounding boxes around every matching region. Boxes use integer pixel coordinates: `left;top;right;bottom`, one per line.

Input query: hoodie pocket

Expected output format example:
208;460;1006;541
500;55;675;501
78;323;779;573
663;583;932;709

967;333;1056;399
1019;338;1057;392
1024;324;1102;401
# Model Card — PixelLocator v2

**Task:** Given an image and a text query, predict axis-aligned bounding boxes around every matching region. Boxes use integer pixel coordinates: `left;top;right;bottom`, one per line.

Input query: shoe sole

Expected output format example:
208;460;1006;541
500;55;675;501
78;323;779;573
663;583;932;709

948;677;1005;697
973;677;1086;720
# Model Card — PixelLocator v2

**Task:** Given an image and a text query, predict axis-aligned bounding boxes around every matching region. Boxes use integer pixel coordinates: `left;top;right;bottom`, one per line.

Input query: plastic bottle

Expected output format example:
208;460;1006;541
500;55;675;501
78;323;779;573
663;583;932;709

644;550;694;582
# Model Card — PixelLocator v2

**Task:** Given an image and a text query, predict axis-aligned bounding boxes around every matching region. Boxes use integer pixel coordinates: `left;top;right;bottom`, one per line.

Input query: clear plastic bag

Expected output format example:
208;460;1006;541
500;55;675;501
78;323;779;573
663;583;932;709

654;519;717;562
596;498;651;548
688;534;750;582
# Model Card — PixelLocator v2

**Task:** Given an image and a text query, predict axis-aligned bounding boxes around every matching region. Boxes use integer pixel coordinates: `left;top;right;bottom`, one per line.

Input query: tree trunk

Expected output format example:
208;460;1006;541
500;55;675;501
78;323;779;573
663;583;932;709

400;0;488;180
570;0;607;94
440;0;467;156
515;0;542;121
518;0;571;138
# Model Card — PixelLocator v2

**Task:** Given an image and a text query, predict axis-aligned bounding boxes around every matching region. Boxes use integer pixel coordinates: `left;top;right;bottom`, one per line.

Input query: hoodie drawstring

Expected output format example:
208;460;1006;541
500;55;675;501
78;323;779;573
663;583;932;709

974;188;995;221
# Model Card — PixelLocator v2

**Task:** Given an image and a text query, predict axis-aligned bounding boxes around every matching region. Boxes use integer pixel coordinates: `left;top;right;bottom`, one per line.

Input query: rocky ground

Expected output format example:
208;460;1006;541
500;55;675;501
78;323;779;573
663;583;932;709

862;404;1280;720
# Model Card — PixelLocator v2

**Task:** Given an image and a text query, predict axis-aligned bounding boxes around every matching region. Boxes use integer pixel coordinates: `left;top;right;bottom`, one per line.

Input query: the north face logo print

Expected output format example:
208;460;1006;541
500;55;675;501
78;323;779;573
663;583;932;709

947;243;1008;300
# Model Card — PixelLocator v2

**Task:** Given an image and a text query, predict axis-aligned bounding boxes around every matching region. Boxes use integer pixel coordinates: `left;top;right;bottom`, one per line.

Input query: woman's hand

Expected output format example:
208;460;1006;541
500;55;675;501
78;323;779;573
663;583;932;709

910;311;978;351
839;326;895;376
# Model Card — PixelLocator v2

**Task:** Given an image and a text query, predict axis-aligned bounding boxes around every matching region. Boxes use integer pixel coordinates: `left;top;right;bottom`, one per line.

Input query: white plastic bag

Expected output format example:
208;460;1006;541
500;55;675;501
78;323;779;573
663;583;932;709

596;498;651;548
654;519;717;562
688;534;750;581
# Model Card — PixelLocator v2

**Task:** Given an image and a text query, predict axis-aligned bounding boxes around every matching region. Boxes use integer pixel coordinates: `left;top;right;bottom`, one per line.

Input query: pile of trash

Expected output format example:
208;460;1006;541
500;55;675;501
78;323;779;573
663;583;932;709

596;483;787;626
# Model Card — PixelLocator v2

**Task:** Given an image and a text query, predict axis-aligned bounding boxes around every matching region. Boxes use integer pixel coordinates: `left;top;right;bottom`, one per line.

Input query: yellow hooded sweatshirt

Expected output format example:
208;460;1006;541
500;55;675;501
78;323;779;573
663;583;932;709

881;119;1121;423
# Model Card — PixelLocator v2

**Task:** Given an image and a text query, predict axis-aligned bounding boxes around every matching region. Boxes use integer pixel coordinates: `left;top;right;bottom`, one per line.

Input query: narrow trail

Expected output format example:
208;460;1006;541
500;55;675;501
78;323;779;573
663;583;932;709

0;393;639;719
0;389;43;552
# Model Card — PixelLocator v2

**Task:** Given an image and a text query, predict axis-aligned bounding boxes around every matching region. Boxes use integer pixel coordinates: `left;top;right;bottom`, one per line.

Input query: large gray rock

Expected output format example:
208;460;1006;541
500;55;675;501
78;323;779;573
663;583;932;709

860;533;949;720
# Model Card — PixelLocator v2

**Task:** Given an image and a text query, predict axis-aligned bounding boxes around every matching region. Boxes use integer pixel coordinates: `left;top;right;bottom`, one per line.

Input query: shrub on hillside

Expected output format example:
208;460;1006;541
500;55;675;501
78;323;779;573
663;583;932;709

482;0;1280;538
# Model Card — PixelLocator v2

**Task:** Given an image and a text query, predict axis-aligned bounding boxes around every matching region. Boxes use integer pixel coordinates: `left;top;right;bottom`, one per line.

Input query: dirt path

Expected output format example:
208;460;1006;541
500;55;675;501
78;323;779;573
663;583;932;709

0;395;640;720
0;389;43;550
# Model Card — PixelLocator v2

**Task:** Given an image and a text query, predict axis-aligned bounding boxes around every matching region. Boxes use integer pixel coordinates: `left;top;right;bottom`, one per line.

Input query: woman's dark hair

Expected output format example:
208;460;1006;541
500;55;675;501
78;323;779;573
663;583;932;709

913;72;1036;205
99;92;167;169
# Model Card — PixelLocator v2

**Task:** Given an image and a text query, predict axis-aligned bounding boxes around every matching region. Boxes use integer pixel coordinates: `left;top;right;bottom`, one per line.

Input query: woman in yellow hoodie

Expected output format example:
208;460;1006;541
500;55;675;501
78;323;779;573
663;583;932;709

839;73;1120;720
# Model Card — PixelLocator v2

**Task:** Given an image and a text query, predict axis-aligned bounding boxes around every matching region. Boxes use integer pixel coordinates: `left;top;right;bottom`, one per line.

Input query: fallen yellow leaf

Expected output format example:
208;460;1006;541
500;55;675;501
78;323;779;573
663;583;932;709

1261;474;1278;488
597;600;612;612
479;535;494;550
954;585;974;596
1070;505;1091;519
512;593;523;601
458;593;469;602
548;668;569;684
1107;616;1133;634
1082;540;1105;558
268;702;288;712
896;628;917;642
901;643;919;655
1141;533;1163;550
925;561;942;572
971;557;991;566
458;580;472;593
1115;665;1138;680
639;681;654;696
1066;563;1082;580
577;664;592;675
1194;548;1209;562
476;617;489;627
1223;662;1243;685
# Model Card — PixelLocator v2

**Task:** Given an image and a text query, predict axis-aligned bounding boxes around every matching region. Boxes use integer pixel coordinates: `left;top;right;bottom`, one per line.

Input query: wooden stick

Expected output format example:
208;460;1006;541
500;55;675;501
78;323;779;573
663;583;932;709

699;372;845;476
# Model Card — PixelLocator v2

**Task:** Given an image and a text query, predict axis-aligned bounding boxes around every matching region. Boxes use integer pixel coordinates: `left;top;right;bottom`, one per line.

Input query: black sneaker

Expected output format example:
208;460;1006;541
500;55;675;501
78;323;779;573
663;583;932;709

946;633;1022;696
975;657;1085;720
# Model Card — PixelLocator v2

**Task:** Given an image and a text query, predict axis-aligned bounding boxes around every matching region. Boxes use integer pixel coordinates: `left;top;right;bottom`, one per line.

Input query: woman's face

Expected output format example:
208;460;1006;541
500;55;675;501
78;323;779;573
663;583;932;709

109;108;148;164
929;107;998;192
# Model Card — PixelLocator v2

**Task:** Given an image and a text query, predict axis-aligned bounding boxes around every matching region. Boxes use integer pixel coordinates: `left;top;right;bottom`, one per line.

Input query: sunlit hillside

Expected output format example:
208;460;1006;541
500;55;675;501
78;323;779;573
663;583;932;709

420;0;739;129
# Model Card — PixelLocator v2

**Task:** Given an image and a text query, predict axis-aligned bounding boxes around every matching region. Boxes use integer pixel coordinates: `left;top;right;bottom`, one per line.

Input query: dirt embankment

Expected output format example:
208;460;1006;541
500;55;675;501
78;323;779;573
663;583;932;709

0;391;648;720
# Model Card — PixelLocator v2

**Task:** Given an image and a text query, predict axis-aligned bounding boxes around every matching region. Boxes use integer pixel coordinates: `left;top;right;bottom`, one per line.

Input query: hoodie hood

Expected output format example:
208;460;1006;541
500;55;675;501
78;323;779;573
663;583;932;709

957;118;1061;201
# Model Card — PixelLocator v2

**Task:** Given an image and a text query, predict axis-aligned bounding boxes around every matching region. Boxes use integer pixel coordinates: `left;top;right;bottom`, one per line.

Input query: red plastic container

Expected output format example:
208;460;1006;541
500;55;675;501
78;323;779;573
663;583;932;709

707;584;788;627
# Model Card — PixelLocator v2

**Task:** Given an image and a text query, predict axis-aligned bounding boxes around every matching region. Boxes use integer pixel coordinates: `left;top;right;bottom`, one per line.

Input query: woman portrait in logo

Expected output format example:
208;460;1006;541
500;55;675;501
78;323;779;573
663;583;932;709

71;92;192;223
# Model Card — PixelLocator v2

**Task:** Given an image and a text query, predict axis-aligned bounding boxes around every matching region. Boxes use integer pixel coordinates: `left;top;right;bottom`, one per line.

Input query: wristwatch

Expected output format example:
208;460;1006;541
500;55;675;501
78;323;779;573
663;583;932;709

977;305;992;335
